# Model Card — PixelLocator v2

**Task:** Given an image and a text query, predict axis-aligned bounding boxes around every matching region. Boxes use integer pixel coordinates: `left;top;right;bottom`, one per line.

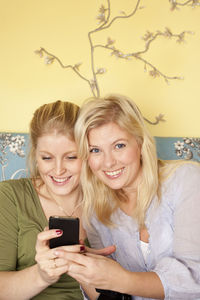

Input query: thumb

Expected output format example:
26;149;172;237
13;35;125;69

86;245;116;256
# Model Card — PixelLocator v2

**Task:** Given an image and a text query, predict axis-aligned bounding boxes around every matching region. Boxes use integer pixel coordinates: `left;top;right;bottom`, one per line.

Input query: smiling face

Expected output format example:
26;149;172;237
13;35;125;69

36;132;82;199
88;122;142;193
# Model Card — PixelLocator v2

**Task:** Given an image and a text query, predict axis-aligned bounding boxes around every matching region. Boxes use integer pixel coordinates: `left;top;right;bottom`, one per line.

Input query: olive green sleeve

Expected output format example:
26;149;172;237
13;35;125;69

0;181;18;270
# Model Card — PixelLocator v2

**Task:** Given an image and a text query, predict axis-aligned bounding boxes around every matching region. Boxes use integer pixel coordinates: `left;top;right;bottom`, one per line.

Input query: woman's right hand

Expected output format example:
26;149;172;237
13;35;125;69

35;228;83;286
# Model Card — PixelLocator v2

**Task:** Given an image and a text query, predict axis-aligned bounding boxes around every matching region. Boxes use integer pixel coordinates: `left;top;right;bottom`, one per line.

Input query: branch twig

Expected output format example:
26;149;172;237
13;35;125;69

169;0;200;10
35;0;199;125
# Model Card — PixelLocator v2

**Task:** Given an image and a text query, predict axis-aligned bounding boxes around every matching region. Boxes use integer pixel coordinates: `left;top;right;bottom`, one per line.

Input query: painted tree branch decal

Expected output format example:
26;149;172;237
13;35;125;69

35;0;199;124
169;0;200;10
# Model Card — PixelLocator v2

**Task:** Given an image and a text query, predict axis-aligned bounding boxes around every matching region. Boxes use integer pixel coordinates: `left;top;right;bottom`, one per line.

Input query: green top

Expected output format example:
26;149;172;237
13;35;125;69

0;178;83;300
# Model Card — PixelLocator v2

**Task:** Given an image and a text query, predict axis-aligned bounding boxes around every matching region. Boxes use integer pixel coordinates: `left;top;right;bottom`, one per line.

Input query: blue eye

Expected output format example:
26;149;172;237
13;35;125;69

116;143;126;149
90;148;99;153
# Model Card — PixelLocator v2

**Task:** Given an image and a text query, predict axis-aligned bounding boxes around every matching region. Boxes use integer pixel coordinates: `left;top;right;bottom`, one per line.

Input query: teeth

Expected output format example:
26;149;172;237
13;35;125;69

105;168;123;176
52;177;68;183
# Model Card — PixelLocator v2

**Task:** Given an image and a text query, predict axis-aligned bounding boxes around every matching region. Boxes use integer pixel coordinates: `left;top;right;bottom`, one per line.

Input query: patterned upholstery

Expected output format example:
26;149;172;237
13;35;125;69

0;133;199;181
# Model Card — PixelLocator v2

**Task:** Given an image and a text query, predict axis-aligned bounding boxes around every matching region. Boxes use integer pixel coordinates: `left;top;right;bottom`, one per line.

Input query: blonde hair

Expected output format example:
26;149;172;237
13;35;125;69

28;100;79;179
75;94;159;227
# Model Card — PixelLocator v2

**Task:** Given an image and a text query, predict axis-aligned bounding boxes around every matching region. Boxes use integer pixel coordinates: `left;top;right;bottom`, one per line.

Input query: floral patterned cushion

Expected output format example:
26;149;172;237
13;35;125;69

0;133;199;181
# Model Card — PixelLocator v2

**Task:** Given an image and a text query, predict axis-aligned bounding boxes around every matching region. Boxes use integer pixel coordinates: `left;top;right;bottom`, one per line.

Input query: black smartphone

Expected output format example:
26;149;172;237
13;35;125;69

49;216;79;249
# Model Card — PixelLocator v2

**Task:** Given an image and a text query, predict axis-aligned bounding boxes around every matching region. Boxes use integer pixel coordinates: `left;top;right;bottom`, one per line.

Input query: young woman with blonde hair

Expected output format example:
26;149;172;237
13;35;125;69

0;100;113;300
55;94;200;300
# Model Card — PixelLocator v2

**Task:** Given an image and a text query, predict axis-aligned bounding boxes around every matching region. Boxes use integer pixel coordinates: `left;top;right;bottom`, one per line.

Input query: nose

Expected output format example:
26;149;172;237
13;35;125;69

103;151;116;169
54;159;66;175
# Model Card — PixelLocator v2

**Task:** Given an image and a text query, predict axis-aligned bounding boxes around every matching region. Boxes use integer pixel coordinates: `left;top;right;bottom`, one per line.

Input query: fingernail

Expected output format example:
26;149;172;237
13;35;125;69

55;229;63;235
80;246;85;252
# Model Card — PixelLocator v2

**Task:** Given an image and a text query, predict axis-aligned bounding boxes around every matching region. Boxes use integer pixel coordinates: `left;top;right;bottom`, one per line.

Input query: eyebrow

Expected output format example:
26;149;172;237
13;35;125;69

38;150;77;155
89;138;128;148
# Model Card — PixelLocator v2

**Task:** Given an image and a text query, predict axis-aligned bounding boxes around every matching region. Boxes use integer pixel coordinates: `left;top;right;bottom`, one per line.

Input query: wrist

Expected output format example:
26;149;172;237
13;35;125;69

115;269;133;294
34;264;52;289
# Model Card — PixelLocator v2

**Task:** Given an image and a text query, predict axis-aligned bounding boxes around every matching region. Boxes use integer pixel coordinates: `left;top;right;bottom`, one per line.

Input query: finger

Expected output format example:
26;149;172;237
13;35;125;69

83;252;107;260
35;229;63;251
40;260;69;278
38;256;69;272
52;257;69;268
37;244;85;264
67;261;86;275
54;250;90;266
58;244;86;253
86;245;116;256
66;262;98;288
55;249;107;263
54;265;69;275
36;247;66;264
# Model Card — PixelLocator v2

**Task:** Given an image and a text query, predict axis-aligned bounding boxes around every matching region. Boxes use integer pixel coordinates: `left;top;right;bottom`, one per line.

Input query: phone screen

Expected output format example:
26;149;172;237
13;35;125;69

49;216;79;248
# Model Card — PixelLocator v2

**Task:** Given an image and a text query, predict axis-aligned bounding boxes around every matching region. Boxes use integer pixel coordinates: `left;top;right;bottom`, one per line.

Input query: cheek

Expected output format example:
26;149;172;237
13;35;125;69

121;147;141;165
88;156;100;172
74;160;82;173
37;161;48;174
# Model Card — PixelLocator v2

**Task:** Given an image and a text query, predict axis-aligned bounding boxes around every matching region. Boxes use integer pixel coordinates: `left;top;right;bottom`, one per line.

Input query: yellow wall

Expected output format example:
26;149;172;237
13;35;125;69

0;0;199;136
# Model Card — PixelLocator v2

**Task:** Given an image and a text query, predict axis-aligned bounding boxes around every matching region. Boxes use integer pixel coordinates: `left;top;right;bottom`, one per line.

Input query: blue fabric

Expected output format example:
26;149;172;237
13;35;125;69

155;137;200;161
0;133;199;181
0;133;29;181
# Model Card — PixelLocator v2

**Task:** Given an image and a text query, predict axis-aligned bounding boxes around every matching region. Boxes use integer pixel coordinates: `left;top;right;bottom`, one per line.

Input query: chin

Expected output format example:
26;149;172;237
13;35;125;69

104;181;123;190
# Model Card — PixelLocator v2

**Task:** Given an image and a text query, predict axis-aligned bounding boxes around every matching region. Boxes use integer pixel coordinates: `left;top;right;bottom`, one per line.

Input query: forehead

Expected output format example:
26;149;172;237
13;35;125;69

88;122;133;144
36;133;77;152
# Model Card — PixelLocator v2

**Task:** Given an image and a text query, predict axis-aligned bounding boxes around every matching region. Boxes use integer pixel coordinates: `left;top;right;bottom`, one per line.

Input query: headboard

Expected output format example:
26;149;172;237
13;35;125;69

0;133;199;181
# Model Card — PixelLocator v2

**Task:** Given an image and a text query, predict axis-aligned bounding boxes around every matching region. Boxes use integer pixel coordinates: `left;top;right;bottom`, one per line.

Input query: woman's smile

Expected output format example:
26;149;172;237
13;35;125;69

104;167;125;179
36;134;82;198
88;122;142;191
50;175;72;185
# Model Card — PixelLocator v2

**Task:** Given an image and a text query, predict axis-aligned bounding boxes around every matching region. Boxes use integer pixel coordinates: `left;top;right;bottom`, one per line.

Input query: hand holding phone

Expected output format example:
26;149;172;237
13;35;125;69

49;216;79;249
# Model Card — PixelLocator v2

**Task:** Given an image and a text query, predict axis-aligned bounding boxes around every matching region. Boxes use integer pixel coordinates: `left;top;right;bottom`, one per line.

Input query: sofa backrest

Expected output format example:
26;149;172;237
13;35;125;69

0;133;199;181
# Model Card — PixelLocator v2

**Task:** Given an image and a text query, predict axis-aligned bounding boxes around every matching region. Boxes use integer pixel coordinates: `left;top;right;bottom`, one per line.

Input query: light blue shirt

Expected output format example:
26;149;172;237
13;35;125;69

85;164;200;300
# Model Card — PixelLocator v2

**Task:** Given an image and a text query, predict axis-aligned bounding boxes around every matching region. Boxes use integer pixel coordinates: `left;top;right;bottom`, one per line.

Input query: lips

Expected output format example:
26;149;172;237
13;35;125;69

104;167;124;178
51;176;71;183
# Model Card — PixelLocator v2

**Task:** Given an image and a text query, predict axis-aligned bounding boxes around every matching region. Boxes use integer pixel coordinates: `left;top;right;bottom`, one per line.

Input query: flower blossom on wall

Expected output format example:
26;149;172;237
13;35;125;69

174;138;200;161
0;133;26;181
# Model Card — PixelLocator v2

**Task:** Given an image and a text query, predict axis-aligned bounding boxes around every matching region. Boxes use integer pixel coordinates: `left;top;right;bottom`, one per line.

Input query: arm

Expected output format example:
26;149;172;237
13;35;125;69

54;250;164;299
153;164;200;299
0;226;90;300
0;265;49;300
54;164;200;299
0;181;69;299
0;181;48;299
78;219;110;300
54;222;163;298
75;235;116;300
62;224;116;300
79;245;116;300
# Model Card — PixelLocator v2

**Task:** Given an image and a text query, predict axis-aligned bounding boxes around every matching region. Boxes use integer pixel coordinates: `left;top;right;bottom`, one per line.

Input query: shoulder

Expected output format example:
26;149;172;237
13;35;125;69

0;178;33;198
161;162;200;207
169;162;200;184
0;178;37;216
0;177;31;189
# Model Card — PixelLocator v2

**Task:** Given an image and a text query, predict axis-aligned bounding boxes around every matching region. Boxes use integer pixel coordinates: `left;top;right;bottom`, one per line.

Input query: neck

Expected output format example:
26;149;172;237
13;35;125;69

38;182;83;217
46;186;82;207
119;188;137;216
